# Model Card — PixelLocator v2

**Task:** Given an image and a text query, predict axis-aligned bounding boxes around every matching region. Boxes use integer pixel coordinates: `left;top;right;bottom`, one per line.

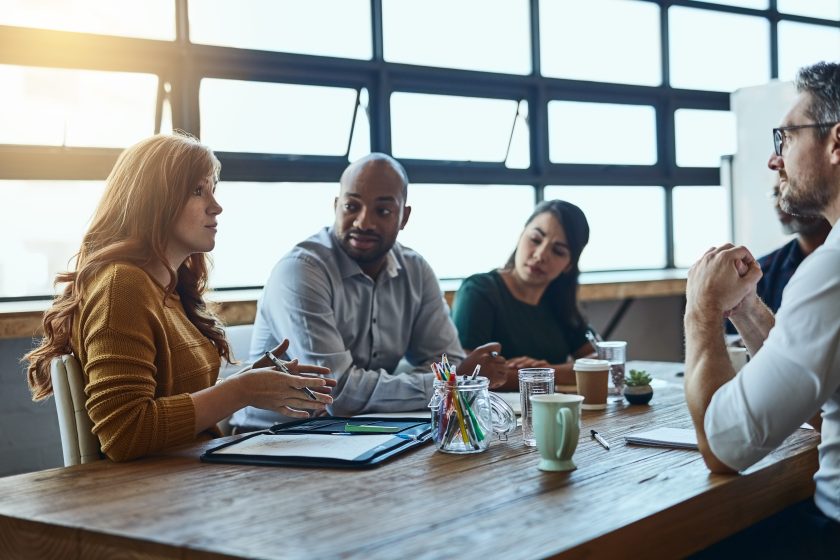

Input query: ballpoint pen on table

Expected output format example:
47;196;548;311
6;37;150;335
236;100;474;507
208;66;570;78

590;429;610;450
264;351;318;401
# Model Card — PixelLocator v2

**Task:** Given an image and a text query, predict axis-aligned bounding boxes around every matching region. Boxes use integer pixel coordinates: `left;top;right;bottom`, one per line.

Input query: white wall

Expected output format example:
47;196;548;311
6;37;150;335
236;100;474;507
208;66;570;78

729;80;798;258
581;297;685;363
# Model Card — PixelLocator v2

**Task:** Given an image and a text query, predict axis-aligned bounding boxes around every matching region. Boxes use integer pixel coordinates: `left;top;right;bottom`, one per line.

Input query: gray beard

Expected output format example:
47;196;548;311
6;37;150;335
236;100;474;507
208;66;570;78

781;217;825;236
779;177;831;222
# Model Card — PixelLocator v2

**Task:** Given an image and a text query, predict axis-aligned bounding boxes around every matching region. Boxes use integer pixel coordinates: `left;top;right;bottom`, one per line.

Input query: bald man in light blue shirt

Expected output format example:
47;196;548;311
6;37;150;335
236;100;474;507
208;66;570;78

232;153;509;429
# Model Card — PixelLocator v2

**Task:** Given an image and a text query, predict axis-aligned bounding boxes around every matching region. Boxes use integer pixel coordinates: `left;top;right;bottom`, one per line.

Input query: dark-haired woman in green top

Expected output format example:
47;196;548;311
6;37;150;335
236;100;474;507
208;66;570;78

452;200;596;390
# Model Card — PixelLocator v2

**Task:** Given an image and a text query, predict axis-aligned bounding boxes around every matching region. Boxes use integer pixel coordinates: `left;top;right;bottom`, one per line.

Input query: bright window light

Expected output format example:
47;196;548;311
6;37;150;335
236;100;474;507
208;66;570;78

0;65;157;148
189;0;371;59
669;6;770;92
397;185;535;278
0;181;104;298
383;0;530;74
548;101;657;165
391;93;523;162
673;186;730;267
0;0;175;39
778;0;840;21
778;21;840;81
210;182;338;289
688;0;768;8
540;0;661;86
675;109;736;167
544;186;666;270
200;79;363;156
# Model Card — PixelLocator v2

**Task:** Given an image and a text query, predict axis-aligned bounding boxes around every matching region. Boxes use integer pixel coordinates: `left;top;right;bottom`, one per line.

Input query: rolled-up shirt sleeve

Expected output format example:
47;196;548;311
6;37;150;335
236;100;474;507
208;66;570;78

403;258;465;372
704;247;840;471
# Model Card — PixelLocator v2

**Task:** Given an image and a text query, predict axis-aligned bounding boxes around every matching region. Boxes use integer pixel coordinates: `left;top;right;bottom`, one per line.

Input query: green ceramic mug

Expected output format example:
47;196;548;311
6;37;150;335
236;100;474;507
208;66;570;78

531;393;585;472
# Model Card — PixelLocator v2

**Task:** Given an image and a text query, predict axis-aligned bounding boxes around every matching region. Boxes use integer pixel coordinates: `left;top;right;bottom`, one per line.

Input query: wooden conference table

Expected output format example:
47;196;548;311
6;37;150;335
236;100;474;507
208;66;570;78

0;361;819;560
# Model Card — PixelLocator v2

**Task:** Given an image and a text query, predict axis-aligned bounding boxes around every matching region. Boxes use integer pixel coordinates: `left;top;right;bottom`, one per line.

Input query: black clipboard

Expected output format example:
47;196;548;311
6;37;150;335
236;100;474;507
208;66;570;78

201;416;433;469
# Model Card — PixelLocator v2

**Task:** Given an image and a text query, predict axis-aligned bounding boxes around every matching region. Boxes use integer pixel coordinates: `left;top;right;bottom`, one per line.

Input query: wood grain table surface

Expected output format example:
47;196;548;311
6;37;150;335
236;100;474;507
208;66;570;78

0;361;819;560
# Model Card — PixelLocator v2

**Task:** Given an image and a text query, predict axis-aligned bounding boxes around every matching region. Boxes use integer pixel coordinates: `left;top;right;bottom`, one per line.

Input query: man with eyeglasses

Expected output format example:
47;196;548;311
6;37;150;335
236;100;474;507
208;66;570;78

685;61;840;558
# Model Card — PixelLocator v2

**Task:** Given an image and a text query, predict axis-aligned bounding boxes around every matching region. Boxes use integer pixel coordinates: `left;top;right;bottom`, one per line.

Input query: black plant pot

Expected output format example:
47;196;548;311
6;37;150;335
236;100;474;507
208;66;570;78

624;385;653;405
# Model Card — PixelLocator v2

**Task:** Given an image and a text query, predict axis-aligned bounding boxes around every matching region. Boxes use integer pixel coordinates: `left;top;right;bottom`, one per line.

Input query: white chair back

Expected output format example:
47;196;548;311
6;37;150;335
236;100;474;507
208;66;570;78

217;323;255;436
50;354;100;466
219;323;255;378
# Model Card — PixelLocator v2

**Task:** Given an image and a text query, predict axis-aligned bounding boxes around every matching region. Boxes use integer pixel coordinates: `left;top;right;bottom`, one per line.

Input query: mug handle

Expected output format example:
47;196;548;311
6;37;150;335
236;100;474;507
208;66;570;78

555;408;573;460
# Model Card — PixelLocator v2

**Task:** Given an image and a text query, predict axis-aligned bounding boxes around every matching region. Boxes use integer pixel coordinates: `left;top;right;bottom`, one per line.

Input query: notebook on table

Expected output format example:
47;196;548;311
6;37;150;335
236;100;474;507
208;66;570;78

625;424;815;449
201;416;432;468
624;427;698;450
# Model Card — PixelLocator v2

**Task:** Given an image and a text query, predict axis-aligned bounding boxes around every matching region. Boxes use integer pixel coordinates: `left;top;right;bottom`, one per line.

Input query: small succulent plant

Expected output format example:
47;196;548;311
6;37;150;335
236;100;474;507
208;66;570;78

625;369;652;387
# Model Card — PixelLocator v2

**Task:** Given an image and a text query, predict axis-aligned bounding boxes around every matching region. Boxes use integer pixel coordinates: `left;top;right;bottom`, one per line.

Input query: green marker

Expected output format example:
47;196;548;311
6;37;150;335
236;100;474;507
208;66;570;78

345;424;402;434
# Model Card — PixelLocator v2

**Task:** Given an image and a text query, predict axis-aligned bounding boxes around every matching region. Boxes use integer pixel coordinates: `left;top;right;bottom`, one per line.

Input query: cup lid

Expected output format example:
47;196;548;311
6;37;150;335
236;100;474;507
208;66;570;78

530;393;585;404
573;358;611;372
597;341;627;348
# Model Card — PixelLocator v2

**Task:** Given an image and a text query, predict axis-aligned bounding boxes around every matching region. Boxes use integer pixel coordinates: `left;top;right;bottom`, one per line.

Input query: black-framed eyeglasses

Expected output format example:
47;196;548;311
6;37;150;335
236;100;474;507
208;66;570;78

773;122;840;156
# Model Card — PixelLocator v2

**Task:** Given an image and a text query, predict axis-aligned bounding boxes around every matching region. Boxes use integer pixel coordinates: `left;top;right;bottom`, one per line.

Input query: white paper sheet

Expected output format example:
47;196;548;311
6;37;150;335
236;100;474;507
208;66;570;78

215;433;395;461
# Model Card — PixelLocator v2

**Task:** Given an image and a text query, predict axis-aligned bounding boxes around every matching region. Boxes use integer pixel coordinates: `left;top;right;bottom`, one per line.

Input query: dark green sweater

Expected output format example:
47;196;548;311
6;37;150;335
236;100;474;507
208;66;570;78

451;270;588;364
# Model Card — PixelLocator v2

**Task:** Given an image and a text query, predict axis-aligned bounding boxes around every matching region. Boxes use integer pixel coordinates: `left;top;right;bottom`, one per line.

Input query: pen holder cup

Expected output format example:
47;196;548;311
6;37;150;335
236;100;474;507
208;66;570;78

429;376;517;454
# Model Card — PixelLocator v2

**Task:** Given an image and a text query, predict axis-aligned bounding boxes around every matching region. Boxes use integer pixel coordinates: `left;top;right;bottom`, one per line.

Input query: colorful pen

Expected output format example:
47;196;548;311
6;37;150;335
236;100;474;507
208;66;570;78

345;424;402;433
264;351;318;401
590;429;610;450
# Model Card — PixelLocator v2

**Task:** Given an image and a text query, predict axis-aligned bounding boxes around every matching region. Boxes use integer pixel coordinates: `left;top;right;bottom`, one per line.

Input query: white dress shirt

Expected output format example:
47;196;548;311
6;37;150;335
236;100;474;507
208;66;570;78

705;225;840;522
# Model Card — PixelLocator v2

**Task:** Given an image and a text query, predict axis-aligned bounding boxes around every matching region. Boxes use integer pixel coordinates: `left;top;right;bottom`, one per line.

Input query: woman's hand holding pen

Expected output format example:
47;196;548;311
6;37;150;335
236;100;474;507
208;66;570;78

193;339;334;433
461;342;514;390
236;365;333;418
506;356;551;370
236;339;336;418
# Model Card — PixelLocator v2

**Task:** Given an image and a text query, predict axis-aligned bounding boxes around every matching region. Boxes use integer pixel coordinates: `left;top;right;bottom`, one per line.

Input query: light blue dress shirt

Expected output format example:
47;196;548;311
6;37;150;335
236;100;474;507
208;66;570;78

231;227;465;427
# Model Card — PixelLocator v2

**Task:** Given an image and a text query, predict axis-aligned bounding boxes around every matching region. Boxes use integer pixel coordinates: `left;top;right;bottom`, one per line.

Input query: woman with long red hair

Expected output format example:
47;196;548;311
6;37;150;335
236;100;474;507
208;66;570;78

24;133;334;462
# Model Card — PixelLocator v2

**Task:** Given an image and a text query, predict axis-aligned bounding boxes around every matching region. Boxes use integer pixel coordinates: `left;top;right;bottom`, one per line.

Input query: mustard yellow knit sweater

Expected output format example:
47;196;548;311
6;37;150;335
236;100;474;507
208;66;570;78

71;262;221;462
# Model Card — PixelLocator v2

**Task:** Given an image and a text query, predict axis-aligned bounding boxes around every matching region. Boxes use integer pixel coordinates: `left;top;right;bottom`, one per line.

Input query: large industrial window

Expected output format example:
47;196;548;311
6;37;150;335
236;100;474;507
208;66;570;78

1;0;838;299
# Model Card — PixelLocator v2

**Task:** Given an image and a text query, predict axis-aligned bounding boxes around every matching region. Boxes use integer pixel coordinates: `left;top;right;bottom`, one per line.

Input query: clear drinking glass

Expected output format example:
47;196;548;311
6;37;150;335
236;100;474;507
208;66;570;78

596;341;627;398
518;368;556;447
